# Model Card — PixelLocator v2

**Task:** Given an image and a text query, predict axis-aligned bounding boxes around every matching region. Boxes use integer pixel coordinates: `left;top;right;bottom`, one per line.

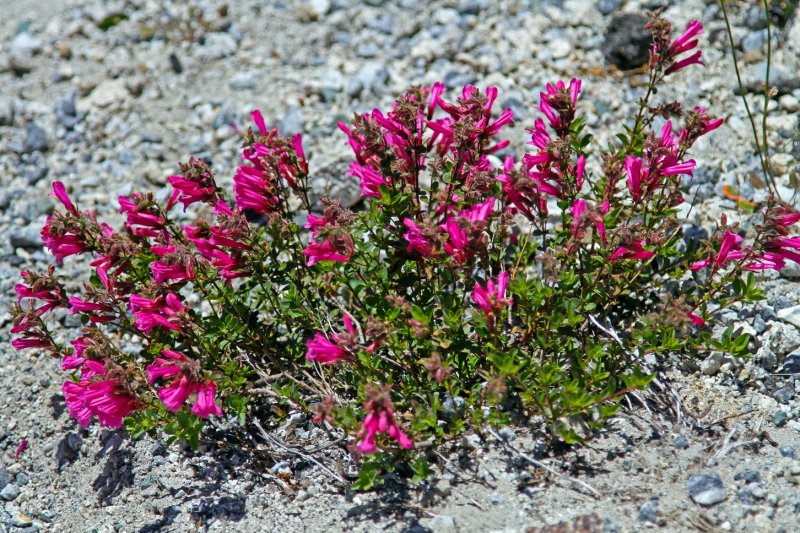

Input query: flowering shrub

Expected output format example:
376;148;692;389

11;12;797;481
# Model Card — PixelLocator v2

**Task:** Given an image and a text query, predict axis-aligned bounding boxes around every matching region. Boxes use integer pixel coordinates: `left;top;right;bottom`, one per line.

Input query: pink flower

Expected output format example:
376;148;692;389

150;246;196;284
348;162;388;198
403;218;437;257
15;440;27;460
776;213;800;227
609;240;654;262
626;156;645;201
575;156;586;190
441;198;495;264
356;385;412;454
41;219;89;263
302;239;351;266
472;272;512;317
11;338;49;350
168;175;217;211
119;195;165;238
49;181;77;215
192;381;223;417
233;164;279;214
687;312;706;326
691;231;747;270
15;282;65;315
669;21;703;56
571;199;586;236
146;350;222;417
251;110;268;136
665;50;704;75
130;292;186;335
62;366;140;428
210;249;249;280
306;315;356;365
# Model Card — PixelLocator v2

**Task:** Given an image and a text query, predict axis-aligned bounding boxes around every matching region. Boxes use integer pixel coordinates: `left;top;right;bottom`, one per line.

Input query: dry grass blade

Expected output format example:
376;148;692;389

251;416;347;485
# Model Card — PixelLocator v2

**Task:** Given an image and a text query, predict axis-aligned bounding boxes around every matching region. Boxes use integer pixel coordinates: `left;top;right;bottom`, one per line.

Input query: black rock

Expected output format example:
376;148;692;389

150;443;167;456
779;352;800;374
779;446;798;460
688;472;727;506
638;499;658;523
169;53;183;74
141;134;164;143
597;0;624;16
736;470;761;483
24;122;48;153
773;386;795;404
602;14;652;70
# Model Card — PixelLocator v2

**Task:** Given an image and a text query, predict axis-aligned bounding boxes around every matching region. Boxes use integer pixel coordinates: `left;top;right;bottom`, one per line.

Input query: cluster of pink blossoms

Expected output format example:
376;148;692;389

147;350;221;417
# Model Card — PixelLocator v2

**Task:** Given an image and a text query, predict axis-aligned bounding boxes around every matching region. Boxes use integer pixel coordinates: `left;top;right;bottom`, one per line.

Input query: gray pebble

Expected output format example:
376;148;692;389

0;484;20;501
0;470;10;491
0;97;14;126
774;386;795;404
688;472;727;506
229;72;257;90
24;123;48;153
779;446;797;459
279;107;304;137
15;473;28;487
673;435;690;449
8;225;43;249
638;499;658;523
597;0;623;16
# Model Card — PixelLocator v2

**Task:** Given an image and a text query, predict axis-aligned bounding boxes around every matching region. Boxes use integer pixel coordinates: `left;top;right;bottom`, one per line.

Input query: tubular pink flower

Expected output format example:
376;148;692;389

669;21;703;55
348;162;388;198
302;240;350;266
662;159;696;177
776;213;800;227
192;381;223;417
626;156;645;201
62;372;139;429
159;375;196;412
49;181;77;215
251;110;268;136
569;78;582;105
687;312;706;326
41;219;89;263
576;156;585;190
571;199;586;236
472;272;511;317
484;108;514;137
356;386;412;454
403;219;437;257
168;175;217;211
665;50;704;75
67;296;106;314
609;240;654;262
12;338;48;350
233;165;279;214
306;333;349;364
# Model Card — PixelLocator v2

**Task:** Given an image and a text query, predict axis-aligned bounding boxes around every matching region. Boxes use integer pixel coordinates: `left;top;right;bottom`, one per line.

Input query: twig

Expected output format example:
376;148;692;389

251;417;347;485
451;486;485;510
707;424;738;465
487;429;602;499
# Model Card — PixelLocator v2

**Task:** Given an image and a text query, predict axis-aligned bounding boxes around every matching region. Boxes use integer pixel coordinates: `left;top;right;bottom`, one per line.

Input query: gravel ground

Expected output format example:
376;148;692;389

1;0;800;531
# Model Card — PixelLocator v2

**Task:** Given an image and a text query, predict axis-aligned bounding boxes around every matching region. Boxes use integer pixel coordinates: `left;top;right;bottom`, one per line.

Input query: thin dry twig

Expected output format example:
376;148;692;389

487;429;602;499
251;416;347;485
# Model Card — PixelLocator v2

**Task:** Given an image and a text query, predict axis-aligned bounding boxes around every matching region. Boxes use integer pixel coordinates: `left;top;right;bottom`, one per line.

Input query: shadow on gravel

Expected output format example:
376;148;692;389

190;495;247;525
93;435;135;504
49;393;66;419
138;506;180;533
